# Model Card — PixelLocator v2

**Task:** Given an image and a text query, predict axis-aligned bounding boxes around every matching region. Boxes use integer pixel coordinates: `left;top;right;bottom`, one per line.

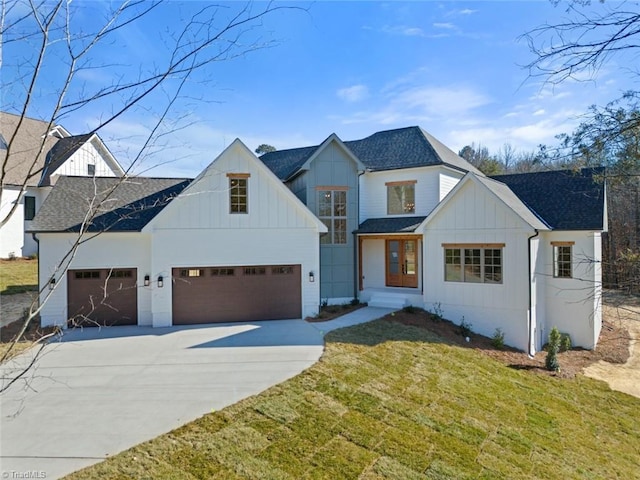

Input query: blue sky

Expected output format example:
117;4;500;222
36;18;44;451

5;1;637;178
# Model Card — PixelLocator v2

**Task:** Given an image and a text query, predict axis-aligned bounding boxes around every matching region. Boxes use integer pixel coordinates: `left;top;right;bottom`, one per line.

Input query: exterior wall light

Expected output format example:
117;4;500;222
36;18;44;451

144;275;150;287
49;278;56;290
157;275;164;288
309;271;315;282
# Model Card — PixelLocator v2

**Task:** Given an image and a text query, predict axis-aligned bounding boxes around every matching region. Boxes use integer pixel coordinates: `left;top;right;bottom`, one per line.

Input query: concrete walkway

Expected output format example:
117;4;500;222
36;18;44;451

0;307;394;479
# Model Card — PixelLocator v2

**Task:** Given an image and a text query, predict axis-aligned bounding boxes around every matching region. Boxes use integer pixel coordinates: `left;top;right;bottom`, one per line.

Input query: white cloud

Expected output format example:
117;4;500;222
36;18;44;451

380;25;425;37
433;23;455;30
337;84;370;103
533;109;545;116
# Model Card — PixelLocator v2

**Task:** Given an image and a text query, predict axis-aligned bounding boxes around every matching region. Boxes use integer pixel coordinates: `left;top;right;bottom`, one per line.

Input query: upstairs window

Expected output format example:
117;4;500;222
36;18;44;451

444;244;503;284
318;188;347;244
227;173;250;214
552;242;573;278
87;164;95;176
24;196;36;221
386;181;416;215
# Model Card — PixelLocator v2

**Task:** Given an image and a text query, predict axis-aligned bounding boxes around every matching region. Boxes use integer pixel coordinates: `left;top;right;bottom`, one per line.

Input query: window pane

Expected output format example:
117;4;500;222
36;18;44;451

444;248;462;281
334;191;346;217
334;219;347;244
387;186;403;214
318;191;332;217
554;245;572;278
403;185;415;213
484;249;502;283
464;248;481;283
230;178;248;213
24;196;36;220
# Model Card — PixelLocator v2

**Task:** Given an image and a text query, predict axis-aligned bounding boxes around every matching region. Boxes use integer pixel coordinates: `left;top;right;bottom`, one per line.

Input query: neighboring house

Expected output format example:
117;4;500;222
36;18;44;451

30;125;607;355
0;112;124;258
31;139;326;327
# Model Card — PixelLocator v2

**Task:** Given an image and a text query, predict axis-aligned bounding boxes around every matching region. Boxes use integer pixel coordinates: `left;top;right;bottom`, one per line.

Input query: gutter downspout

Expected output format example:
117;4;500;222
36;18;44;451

527;229;540;357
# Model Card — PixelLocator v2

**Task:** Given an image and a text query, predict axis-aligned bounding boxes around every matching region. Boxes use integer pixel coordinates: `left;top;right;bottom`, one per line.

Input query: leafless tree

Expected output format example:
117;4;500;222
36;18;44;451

0;0;300;393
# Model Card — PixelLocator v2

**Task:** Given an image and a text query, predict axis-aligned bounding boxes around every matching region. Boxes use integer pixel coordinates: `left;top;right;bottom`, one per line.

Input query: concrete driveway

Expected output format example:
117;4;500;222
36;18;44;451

0;319;324;479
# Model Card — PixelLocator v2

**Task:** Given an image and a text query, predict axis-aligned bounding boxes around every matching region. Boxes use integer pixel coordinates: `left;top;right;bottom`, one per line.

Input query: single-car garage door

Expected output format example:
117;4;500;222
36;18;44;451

67;268;138;326
172;265;301;324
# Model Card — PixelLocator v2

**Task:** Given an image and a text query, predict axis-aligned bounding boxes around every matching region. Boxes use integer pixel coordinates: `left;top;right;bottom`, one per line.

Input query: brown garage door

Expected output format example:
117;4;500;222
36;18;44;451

67;269;138;326
172;265;301;324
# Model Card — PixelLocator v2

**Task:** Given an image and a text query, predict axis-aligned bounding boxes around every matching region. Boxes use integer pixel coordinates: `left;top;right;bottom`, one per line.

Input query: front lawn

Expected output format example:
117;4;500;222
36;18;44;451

68;318;640;479
0;258;38;295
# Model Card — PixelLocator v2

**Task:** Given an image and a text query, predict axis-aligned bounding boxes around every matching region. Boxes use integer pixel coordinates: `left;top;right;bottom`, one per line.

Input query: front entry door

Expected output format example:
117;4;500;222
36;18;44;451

386;239;418;288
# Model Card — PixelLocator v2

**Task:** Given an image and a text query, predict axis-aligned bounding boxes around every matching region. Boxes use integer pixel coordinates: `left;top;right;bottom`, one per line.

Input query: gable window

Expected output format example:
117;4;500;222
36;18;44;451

443;244;503;284
552;242;573;278
317;188;347;244
24;196;36;221
87;164;95;176
227;173;250;214
386;181;416;215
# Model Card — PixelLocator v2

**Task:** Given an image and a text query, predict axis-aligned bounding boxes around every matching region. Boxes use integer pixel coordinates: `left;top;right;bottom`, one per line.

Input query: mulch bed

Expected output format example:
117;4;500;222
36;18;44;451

386;308;631;379
0;317;58;343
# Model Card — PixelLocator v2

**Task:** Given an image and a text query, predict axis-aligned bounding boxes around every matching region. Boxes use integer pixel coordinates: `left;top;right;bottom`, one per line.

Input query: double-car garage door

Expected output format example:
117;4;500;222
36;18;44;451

67;264;301;326
172;264;301;324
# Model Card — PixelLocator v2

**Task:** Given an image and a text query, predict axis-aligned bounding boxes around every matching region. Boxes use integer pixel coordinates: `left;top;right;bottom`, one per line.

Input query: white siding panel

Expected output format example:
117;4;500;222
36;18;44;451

540;231;601;349
0;187;23;258
51;141;118;178
359;167;441;221
361;239;385;289
38;233;152;327
438;170;463;201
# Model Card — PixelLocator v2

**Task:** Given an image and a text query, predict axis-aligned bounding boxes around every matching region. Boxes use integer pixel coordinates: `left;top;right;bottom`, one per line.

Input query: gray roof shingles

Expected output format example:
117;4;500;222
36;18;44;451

29;176;191;233
491;167;606;230
1;112;61;187
356;216;427;234
259;126;482;180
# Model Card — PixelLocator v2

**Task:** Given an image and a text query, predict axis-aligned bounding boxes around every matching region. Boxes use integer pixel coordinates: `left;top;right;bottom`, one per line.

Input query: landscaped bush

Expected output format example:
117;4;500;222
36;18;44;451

458;316;473;338
560;333;572;352
491;328;505;349
546;327;561;372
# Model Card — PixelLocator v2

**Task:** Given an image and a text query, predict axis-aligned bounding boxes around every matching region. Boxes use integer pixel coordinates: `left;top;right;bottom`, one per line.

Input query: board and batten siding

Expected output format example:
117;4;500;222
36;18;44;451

51;140;118;178
302;140;359;302
538;230;602;349
145;140;323;325
422;179;536;352
38;233;152;327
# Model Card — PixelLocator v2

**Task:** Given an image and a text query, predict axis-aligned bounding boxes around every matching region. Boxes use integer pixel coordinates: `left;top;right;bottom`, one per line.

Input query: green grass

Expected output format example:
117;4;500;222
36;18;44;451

67;319;640;480
0;258;38;295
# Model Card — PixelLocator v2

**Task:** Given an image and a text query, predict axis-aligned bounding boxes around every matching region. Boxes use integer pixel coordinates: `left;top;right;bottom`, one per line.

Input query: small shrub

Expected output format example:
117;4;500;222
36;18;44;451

320;298;328;308
403;305;415;314
560;333;572;352
430;302;443;322
491;328;505;350
7;251;17;261
350;298;360;306
28;253;38;260
458;316;473;337
545;327;561;372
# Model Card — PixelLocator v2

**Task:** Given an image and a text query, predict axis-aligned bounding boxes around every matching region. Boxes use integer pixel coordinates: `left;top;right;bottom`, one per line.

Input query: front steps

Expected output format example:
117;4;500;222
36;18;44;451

367;293;409;310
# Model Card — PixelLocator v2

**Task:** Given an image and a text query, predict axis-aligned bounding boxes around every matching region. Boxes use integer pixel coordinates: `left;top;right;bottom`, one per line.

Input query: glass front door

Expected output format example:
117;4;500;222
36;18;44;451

386;239;418;288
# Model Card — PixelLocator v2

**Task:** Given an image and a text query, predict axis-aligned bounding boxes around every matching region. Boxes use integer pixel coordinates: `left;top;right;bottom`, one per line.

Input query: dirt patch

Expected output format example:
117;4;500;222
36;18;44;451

384;304;632;381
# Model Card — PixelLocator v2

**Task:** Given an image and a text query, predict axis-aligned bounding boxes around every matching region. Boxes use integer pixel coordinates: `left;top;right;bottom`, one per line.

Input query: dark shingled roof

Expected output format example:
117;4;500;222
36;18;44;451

356;216;427;234
29;176;191;233
491;167;606;230
40;134;93;186
260;126;482;180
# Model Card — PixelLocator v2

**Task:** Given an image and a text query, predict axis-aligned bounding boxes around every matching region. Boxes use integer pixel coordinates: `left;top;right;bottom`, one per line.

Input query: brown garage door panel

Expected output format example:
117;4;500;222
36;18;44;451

172;265;301;324
67;269;138;326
